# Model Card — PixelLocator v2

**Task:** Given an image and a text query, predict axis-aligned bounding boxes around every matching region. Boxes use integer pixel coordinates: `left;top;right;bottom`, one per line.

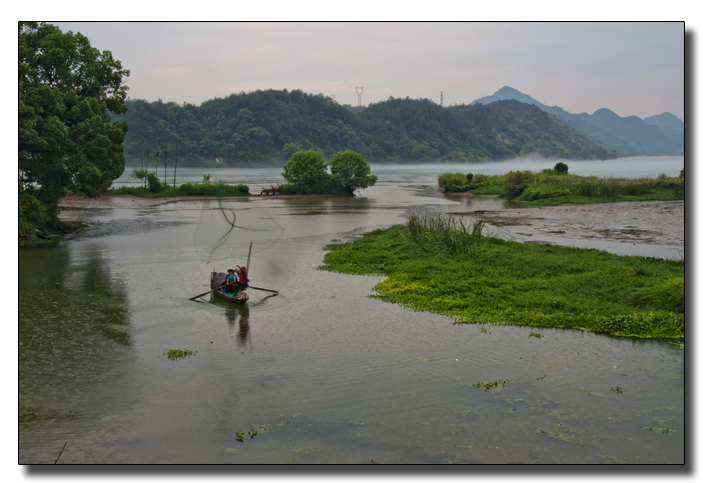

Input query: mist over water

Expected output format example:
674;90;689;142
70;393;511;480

20;157;684;463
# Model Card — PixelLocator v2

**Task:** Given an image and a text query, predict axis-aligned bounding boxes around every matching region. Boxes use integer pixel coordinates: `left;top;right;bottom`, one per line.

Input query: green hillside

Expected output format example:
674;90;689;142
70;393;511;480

113;89;614;167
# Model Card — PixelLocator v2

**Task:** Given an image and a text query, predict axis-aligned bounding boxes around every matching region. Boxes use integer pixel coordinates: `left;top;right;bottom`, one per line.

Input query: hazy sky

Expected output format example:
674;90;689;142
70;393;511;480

53;22;684;120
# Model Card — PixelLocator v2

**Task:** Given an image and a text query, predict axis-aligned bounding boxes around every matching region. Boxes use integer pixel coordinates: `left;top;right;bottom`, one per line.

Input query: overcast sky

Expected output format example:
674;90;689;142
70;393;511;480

53;22;684;120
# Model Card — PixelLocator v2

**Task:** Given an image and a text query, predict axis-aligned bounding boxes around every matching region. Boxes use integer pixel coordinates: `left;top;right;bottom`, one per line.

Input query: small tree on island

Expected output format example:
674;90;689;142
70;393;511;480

329;151;378;196
282;149;377;196
282;150;330;194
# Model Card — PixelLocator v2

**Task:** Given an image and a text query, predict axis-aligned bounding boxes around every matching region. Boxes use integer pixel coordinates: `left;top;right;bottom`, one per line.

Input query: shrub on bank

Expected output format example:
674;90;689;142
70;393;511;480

19;188;48;234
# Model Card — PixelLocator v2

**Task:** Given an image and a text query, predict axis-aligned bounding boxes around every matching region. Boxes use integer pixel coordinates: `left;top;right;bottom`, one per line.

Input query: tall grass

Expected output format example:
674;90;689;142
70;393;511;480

438;171;684;203
517;173;684;201
406;212;494;256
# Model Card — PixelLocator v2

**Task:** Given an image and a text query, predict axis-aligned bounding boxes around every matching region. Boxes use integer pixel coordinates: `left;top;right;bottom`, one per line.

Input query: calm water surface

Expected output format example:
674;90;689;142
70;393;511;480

19;158;684;463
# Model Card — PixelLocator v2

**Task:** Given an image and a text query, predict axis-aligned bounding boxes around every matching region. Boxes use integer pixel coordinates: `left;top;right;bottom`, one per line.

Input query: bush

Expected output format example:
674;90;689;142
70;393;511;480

554;162;569;174
147;172;162;192
503;170;534;198
438;172;470;192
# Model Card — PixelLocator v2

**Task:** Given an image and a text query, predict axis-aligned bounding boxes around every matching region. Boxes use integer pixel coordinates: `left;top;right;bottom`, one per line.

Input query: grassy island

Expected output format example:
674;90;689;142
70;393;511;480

321;213;684;340
438;166;684;206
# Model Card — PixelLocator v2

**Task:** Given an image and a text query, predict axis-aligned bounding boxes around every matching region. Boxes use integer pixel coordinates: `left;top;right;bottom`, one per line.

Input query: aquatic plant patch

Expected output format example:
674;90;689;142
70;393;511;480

321;220;684;339
162;349;197;360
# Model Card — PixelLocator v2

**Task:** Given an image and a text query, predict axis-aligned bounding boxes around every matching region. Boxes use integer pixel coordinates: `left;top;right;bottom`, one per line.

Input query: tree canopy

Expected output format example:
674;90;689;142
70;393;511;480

281;150;330;194
19;22;130;215
329;151;377;196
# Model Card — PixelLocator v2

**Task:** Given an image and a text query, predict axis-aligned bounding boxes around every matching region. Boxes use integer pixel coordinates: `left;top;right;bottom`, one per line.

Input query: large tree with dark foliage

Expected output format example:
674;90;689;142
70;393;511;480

19;22;130;220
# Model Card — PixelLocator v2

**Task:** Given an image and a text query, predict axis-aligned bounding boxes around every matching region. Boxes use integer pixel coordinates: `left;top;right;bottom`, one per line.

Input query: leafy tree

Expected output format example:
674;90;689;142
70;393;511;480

329;151;377;196
131;167;147;190
19;22;130;216
554;162;569;174
146;172;162;192
281;150;329;194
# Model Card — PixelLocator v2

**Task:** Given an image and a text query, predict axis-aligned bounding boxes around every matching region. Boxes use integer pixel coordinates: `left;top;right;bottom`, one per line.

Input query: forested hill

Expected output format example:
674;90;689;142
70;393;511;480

113;89;614;167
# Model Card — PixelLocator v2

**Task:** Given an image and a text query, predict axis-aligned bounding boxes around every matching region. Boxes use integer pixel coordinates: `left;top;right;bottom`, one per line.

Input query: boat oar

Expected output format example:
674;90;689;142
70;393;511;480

189;283;232;301
248;285;279;294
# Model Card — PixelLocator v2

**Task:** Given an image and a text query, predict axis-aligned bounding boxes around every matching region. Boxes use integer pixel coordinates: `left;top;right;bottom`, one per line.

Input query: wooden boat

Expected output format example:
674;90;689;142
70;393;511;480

212;288;249;305
210;270;249;305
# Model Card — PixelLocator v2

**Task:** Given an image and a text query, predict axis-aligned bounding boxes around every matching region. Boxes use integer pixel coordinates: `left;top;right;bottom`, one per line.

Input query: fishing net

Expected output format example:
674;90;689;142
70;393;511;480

193;196;285;270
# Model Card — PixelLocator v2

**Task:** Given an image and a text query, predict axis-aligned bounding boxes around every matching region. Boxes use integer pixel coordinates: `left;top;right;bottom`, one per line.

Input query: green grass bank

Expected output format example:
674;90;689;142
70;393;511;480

109;182;249;198
321;214;684;340
438;170;684;205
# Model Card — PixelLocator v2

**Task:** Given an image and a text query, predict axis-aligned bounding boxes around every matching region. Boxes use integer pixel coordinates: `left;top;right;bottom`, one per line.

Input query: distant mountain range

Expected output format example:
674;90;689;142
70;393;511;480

470;86;683;157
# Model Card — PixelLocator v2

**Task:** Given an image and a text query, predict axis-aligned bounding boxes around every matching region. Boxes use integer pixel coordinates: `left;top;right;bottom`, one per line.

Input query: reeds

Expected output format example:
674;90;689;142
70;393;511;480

518;173;684;201
406;212;493;256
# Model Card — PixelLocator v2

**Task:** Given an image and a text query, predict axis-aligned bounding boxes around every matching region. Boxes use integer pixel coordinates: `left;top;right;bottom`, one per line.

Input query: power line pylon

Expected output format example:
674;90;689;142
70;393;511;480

355;86;364;107
440;92;443;107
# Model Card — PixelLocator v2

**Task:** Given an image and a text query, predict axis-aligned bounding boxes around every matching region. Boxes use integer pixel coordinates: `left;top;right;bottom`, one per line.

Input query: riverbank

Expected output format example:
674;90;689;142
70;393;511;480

321;219;684;340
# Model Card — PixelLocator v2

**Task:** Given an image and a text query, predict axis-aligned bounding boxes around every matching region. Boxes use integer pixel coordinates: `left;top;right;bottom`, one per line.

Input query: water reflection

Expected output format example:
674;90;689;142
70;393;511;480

280;195;376;215
208;292;279;344
18;242;132;437
209;294;250;342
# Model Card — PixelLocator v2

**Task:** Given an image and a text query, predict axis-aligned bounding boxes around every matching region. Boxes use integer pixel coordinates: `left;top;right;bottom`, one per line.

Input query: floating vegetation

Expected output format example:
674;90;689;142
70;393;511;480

222;447;239;454
529;332;543;338
611;386;623;394
474;379;509;391
321;223;684;339
454;444;474;450
162;349;197;360
235;424;269;442
477;326;489;334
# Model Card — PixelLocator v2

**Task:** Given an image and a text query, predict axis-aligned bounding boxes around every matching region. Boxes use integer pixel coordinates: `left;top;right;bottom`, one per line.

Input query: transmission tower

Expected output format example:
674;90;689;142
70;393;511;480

355;86;364;107
440;92;443;107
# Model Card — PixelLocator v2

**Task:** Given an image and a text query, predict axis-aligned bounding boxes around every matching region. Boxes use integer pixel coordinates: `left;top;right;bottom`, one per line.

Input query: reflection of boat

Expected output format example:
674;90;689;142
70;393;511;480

210;270;249;305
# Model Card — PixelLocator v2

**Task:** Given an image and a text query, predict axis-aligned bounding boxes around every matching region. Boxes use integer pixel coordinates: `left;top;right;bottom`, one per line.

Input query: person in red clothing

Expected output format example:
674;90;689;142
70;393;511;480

236;265;249;291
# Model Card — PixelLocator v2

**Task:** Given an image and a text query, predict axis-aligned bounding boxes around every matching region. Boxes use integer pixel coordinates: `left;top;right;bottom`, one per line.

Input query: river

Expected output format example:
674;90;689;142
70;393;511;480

19;156;684;464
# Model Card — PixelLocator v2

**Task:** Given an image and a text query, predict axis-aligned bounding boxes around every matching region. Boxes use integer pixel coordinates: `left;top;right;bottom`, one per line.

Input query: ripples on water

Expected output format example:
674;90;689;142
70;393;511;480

19;158;684;463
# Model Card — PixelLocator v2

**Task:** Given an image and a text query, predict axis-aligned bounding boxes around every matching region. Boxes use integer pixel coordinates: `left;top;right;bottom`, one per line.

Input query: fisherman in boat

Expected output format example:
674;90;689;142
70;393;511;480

221;268;239;294
237;265;249;291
